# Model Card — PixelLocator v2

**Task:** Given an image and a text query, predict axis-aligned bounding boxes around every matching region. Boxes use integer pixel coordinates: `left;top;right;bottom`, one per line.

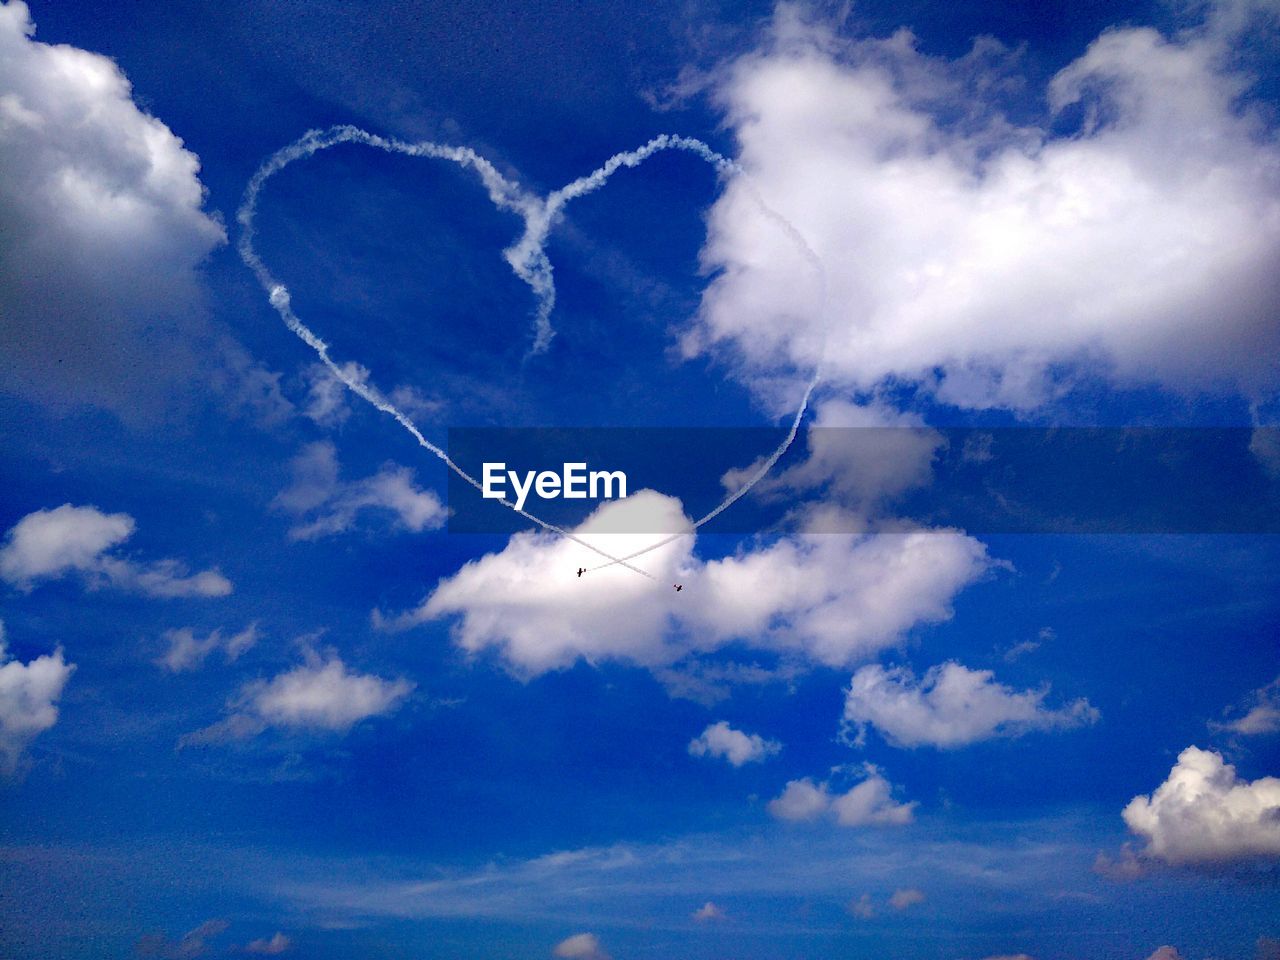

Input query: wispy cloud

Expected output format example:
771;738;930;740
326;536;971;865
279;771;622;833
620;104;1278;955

0;504;231;598
155;623;259;673
842;661;1098;749
273;441;446;541
1211;674;1280;736
183;649;412;744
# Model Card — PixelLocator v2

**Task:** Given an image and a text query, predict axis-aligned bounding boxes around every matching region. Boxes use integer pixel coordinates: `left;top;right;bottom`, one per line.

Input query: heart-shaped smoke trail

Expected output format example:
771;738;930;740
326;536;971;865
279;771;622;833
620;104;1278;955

237;125;826;582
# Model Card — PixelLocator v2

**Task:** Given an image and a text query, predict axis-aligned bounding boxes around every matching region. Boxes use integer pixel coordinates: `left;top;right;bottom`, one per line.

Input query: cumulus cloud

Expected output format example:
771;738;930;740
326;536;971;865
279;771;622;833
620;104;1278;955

692;901;726;922
768;776;832;822
889;887;925;910
273;441;447;541
388;490;989;676
690;2;1280;412
1213;675;1280;736
184;650;412;743
1145;948;1184;960
843;660;1099;748
767;765;916;826
553;932;610;960
0;619;74;776
688;720;781;766
0;504;231;597
0;1;225;414
1122;746;1280;865
243;932;292;955
155;623;259;673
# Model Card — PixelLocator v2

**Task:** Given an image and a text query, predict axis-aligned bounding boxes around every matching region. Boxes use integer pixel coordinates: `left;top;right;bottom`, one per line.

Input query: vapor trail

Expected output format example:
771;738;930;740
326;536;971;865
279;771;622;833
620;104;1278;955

238;125;826;582
238;126;658;579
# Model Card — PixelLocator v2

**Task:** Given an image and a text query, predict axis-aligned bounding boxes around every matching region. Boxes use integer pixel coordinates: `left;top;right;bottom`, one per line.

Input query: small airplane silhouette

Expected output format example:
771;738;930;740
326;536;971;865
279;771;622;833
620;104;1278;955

577;568;585;578
674;584;683;592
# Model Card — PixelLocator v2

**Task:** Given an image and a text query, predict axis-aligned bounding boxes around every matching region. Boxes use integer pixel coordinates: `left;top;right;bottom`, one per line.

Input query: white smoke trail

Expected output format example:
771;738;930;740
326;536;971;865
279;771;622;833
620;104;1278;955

237;125;826;582
238;127;660;579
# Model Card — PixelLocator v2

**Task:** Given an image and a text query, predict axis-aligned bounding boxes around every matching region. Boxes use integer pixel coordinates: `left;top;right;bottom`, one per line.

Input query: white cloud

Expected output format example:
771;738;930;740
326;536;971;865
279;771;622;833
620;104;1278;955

1213;675;1280;736
1145;948;1184;960
691;901;726;922
185;650;412;743
390;490;989;676
768;776;832;822
830;767;917;826
0;503;131;585
156;623;259;673
243;932;292;955
1122;746;1280;864
553;932;610;960
274;441;447;541
0;1;225;414
688;720;781;766
843;661;1098;748
299;362;357;428
888;886;925;910
767;765;916;827
0;619;74;775
0;504;231;598
249;657;410;730
689;2;1280;412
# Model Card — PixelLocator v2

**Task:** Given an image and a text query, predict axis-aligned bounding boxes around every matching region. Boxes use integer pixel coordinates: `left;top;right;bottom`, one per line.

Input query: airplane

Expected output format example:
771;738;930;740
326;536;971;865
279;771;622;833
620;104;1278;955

674;584;683;592
577;568;585;578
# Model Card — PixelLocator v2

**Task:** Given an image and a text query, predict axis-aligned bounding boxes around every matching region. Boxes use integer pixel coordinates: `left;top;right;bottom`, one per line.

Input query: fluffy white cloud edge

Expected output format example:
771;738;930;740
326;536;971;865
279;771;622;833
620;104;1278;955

767;765;916;827
553;932;610;960
386;490;991;677
690;0;1280;413
688;720;781;766
1122;745;1280;865
0;619;74;775
0;1;226;413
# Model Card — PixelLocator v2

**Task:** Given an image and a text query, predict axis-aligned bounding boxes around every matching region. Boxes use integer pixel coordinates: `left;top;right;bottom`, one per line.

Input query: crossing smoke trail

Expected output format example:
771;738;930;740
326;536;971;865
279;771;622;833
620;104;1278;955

237;125;826;581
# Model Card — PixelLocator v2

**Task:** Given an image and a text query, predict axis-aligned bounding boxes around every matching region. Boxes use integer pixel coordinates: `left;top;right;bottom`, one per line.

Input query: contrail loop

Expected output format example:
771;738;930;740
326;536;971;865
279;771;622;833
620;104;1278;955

237;125;826;582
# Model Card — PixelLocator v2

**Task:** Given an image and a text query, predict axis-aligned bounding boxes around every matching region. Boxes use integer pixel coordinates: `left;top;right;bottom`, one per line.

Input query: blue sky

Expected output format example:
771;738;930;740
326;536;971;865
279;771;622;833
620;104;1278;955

2;1;1280;958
